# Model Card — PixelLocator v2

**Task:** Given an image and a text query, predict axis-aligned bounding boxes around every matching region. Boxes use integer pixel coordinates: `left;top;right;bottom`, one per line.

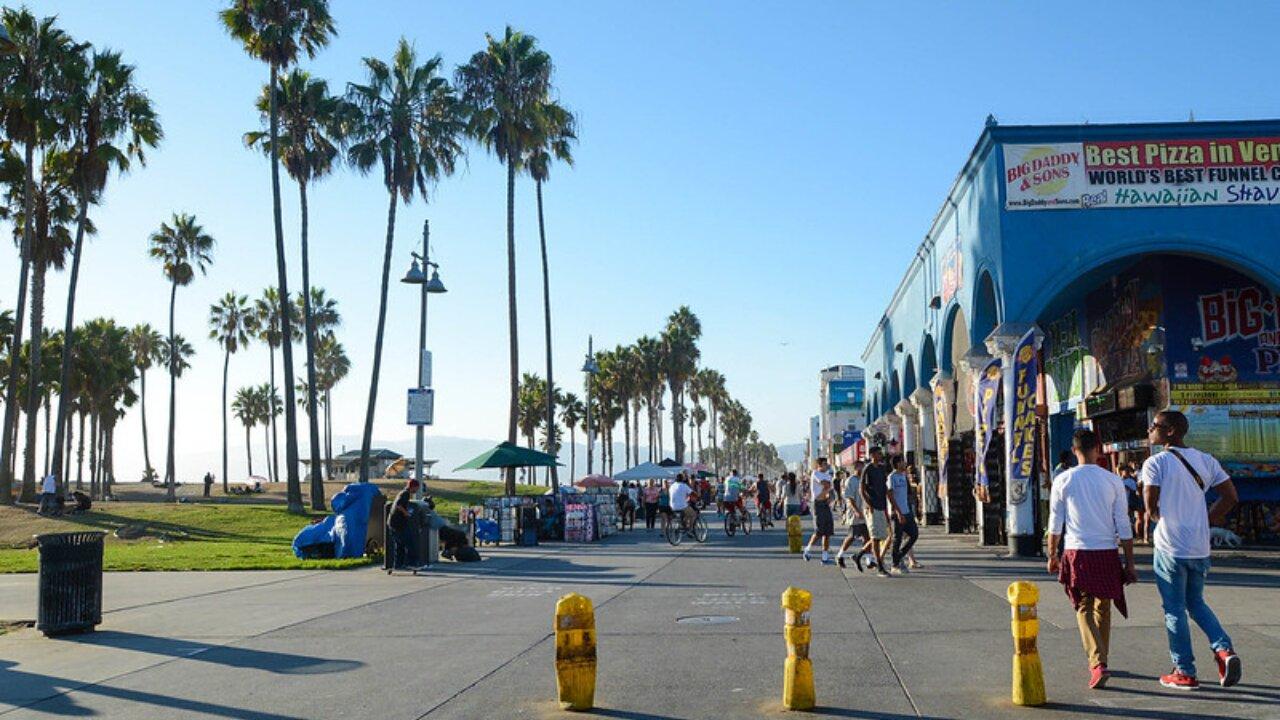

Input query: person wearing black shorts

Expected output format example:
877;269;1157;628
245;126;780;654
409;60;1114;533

804;458;836;563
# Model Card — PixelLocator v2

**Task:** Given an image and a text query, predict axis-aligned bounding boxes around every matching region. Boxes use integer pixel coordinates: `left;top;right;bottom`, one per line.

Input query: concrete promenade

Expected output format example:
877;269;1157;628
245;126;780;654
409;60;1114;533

1;524;1277;719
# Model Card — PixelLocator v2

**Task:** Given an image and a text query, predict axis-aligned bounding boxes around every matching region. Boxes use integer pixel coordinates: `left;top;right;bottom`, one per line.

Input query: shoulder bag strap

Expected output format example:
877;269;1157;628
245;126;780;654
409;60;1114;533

1166;448;1206;491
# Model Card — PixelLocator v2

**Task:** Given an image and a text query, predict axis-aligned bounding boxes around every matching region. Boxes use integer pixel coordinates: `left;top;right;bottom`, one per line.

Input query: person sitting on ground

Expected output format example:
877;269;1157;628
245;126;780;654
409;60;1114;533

388;479;419;568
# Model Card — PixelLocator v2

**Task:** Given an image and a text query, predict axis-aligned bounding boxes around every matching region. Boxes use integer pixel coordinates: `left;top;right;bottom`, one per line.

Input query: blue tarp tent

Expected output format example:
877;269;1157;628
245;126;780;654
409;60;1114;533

292;482;383;559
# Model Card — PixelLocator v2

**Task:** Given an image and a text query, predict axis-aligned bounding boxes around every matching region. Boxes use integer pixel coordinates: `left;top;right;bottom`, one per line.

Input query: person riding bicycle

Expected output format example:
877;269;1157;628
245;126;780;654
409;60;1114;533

755;472;773;527
723;470;747;523
669;473;700;531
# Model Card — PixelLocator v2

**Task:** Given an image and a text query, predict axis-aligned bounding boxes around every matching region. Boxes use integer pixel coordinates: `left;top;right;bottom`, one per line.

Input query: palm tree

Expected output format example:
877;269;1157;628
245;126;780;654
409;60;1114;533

209;292;255;495
252;287;294;484
148;213;213;501
255;383;280;480
456;26;553;495
517;372;545;451
50;48;162;497
231;385;258;477
346;38;463;483
0;8;80;505
633;335;664;462
246;68;346;511
221;0;335;514
2;149;77;501
661;306;701;464
125;324;163;482
525;93;576;489
696;368;726;473
559;392;583;481
313;332;347;479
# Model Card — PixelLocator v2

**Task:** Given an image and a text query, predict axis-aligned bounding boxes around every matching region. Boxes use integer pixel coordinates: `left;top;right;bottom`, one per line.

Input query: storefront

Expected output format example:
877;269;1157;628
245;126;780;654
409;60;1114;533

860;119;1280;555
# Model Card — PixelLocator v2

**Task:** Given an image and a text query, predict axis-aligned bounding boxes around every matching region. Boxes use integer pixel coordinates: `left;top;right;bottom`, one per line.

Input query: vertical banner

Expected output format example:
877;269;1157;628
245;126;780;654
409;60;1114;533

975;359;1002;489
1007;330;1039;506
933;381;951;497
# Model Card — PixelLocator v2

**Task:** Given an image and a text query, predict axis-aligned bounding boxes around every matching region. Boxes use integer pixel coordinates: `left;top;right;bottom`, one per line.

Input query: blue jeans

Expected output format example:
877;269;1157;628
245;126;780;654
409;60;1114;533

1152;549;1232;677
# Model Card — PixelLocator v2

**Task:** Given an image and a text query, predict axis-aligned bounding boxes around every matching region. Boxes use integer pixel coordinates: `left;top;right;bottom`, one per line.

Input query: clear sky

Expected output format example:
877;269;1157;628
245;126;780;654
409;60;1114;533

9;1;1280;482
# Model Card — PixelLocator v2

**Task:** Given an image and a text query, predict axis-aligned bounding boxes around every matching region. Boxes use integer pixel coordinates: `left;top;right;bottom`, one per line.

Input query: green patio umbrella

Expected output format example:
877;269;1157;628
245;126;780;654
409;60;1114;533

454;441;561;471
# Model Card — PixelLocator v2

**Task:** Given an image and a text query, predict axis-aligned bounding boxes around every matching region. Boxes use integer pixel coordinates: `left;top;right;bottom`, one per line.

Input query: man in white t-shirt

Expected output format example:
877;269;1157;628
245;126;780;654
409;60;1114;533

668;475;698;531
1143;410;1241;691
803;458;835;563
1047;429;1135;690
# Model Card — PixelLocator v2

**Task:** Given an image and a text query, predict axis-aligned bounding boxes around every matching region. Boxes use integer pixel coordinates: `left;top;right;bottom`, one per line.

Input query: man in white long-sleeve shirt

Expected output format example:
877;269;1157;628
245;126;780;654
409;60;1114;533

1047;429;1136;690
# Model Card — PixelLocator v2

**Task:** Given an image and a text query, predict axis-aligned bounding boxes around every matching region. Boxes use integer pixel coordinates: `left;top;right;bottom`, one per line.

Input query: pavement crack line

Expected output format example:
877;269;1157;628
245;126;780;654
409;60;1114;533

841;570;922;718
417;540;696;718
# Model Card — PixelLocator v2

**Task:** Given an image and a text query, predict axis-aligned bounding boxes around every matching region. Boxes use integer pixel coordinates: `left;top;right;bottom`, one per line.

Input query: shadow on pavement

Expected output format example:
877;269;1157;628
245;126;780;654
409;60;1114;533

55;631;364;675
0;659;306;719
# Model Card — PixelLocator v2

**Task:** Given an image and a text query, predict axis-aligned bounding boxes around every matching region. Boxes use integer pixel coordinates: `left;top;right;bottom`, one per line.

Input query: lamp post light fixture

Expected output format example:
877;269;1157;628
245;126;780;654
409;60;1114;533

402;219;447;499
582;336;599;476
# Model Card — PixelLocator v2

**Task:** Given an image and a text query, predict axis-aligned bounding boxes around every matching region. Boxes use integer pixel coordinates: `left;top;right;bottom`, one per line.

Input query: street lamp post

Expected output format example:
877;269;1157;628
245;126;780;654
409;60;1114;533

401;219;447;500
582;337;599;476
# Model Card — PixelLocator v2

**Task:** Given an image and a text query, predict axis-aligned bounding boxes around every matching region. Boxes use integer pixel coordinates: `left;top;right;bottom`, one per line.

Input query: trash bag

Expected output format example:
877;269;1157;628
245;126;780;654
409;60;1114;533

291;483;384;559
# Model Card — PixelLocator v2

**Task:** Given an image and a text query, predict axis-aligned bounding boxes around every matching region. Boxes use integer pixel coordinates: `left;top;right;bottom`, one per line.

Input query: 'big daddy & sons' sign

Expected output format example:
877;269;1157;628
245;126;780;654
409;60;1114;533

1004;137;1280;210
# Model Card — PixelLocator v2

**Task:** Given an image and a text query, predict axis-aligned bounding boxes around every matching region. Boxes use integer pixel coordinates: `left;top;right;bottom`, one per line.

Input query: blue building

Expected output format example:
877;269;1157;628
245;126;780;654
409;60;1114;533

860;118;1280;556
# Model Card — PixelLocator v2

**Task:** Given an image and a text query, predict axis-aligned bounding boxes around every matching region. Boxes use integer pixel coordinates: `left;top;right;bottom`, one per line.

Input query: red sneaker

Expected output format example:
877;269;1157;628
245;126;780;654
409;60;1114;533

1160;670;1199;691
1088;665;1110;689
1215;649;1242;687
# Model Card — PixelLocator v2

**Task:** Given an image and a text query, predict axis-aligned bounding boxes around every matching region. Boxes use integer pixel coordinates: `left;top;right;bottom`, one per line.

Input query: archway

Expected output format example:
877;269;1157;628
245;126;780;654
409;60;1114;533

902;355;917;399
920;334;938;389
972;270;999;346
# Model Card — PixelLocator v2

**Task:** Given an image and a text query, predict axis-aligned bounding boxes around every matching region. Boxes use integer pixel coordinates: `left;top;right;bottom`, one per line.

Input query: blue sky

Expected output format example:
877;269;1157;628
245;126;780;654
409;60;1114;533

9;1;1280;482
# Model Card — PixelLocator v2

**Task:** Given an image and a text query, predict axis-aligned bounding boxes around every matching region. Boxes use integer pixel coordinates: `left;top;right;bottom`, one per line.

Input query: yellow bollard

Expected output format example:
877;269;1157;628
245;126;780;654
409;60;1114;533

781;586;815;710
554;593;596;711
786;515;803;553
1007;581;1046;706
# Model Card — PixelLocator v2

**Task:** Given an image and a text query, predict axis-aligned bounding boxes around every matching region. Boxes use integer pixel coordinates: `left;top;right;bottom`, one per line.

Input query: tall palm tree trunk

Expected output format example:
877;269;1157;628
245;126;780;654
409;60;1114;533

267;64;305;515
245;425;253;476
63;411;73;489
324;388;332;481
76;411;85;489
298;182;325;510
50;190;92;494
358;175;399;483
43;395;50;478
268;346;278;484
0;140;37;506
504;160;519;496
139;368;153;481
262;423;271;482
220;349;230;494
165;279;177;501
20;260;48;502
89;412;99;500
535;179;558;488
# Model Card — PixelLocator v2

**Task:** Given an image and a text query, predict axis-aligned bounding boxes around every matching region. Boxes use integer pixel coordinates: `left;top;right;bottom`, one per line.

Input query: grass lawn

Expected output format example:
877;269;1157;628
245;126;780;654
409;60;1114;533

0;478;545;573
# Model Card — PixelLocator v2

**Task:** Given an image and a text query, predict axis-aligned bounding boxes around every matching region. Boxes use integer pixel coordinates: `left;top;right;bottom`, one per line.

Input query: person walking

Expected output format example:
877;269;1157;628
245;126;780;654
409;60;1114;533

803;458;835;563
836;460;868;571
643;480;661;531
1047;429;1136;690
887;455;919;574
388;479;420;569
203;471;215;498
1143;410;1242;690
783;472;802;518
860;447;892;576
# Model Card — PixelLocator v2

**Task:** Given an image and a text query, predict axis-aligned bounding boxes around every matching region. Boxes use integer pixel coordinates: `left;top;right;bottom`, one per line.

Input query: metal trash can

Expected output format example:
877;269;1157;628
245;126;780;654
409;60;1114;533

384;504;437;573
35;531;106;636
517;506;539;547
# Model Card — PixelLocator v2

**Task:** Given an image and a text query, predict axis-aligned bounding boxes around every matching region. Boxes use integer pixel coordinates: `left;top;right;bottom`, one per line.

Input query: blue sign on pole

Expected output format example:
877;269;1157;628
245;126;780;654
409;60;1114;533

841;430;857;448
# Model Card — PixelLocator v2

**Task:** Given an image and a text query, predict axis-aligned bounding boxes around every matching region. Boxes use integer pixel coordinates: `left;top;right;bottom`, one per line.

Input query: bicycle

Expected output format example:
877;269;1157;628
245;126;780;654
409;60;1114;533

757;499;774;530
724;502;752;537
665;509;708;546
